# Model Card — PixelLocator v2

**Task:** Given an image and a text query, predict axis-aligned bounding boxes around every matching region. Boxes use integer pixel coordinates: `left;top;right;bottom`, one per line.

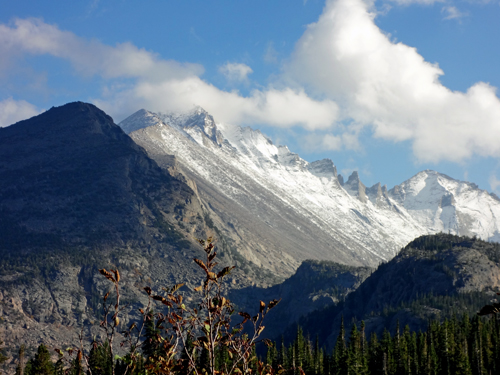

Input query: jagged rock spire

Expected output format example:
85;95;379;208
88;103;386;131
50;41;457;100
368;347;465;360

344;171;367;203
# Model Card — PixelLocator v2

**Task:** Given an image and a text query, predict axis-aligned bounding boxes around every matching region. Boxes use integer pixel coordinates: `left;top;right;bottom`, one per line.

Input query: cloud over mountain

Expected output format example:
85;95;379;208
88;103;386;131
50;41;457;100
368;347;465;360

219;62;253;82
1;0;500;164
0;18;338;130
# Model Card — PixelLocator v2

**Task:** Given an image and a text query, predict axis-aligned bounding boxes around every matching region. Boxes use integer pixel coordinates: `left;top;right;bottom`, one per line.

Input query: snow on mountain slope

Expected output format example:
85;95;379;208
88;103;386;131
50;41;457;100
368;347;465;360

389;171;500;242
119;108;500;276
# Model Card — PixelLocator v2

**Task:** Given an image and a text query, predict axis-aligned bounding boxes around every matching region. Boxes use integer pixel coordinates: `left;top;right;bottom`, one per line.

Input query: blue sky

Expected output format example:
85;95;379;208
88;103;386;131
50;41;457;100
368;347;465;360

1;0;500;194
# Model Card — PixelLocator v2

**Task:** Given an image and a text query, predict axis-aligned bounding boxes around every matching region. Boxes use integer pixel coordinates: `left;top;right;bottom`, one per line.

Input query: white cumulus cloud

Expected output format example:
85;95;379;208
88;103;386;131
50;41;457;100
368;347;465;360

2;2;500;165
284;0;500;162
0;18;204;80
0;98;39;127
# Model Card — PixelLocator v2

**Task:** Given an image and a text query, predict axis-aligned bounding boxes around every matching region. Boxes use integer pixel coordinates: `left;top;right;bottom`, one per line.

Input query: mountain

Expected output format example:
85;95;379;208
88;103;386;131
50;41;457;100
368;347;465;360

389;170;500;242
119;107;500;277
287;233;500;349
2;102;500;363
0;102;205;249
0;102;244;359
229;260;373;339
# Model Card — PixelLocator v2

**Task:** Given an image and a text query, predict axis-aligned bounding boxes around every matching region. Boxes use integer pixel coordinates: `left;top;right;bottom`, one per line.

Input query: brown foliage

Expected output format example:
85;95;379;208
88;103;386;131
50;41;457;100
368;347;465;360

59;238;280;375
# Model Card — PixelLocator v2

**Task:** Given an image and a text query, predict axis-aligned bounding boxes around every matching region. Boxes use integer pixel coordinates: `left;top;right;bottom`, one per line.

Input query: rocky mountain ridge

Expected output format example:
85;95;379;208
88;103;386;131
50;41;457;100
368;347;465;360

0;103;205;248
120;107;500;277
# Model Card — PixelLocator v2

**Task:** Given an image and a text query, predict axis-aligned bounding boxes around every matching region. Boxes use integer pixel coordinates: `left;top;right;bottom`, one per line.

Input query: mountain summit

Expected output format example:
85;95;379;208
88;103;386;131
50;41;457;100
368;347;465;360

0;102;204;248
119;107;500;276
389;170;500;241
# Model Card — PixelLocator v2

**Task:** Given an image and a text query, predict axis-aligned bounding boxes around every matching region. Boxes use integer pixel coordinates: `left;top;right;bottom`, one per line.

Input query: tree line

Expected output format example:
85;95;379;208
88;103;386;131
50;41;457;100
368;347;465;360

12;312;500;375
264;314;500;375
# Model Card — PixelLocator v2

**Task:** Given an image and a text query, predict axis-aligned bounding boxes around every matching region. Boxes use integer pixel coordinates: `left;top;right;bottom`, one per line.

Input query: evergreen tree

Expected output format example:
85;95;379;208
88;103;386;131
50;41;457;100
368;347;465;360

492;317;500;375
393;321;412;375
417;332;429;375
380;328;392;375
24;359;33;375
462;313;472;339
88;341;112;375
114;354;145;375
437;319;452;375
293;326;305;373
360;321;368;374
27;344;55;375
470;317;486;375
215;344;231;373
68;355;83;375
480;317;493;372
277;336;288;371
347;322;366;375
266;342;278;368
54;358;65;375
333;317;348;375
427;323;440;375
142;311;161;360
249;345;258;375
198;347;210;373
368;332;383;375
452;337;472;375
312;336;324;375
323;349;332;375
398;325;411;375
302;335;314;375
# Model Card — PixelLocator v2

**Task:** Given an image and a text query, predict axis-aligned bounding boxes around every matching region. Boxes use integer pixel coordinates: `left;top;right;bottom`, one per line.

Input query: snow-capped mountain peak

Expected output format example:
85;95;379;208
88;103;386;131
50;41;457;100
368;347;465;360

344;171;367;203
119;109;500;276
389;169;500;242
119;109;162;134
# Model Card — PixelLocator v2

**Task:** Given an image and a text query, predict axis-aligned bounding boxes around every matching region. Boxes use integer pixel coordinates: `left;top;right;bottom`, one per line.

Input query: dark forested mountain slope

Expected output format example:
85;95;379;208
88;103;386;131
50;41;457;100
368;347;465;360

287;234;500;349
230;260;373;339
